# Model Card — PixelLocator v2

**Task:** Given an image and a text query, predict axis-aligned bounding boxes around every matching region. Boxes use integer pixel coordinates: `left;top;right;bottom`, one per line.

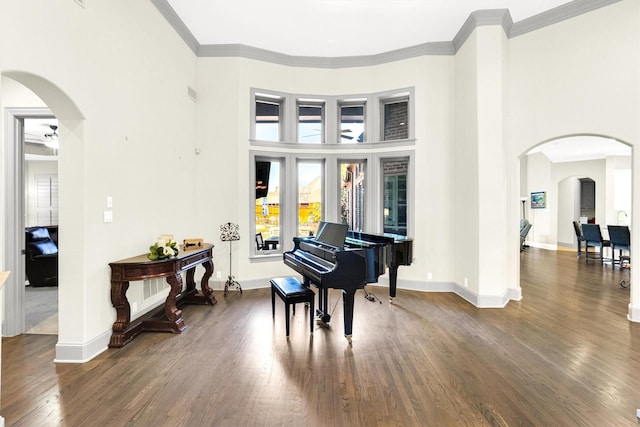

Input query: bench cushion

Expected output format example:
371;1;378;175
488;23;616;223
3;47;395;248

270;277;312;297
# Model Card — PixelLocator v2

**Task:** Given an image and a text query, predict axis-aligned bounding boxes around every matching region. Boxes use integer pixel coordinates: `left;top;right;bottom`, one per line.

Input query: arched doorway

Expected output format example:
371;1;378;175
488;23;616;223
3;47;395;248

1;71;84;339
519;134;633;297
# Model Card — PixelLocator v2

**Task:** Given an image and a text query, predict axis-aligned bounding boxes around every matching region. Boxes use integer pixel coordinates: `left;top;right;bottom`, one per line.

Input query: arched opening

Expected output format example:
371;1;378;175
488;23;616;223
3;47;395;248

519;134;632;298
1;71;84;342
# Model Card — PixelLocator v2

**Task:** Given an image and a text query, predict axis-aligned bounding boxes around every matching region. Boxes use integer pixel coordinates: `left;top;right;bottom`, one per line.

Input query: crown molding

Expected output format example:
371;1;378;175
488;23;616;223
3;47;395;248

150;0;199;55
152;0;623;68
509;0;622;38
452;9;513;53
198;42;454;68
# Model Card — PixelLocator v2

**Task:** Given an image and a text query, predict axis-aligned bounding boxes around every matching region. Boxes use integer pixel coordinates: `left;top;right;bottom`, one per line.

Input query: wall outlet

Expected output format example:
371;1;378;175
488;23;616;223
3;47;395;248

427;272;433;280
216;271;222;279
132;302;138;313
464;277;468;287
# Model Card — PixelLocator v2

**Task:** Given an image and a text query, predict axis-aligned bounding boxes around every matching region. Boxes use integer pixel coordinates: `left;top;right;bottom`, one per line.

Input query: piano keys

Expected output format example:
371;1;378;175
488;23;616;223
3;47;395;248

345;231;413;301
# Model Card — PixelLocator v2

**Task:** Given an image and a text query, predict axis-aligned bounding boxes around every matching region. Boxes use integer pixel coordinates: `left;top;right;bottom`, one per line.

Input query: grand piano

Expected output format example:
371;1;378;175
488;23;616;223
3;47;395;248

283;221;413;342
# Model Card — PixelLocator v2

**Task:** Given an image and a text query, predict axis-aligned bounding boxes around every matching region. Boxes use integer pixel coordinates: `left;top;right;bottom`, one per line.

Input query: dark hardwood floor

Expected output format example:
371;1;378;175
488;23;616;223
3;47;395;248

2;247;639;426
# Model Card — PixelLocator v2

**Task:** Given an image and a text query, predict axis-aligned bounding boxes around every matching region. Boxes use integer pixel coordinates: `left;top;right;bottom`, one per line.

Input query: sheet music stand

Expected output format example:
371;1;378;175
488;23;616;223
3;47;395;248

220;222;242;296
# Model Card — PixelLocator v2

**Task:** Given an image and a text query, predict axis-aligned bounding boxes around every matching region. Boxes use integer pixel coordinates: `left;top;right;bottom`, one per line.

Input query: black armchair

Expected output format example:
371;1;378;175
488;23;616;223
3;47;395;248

25;226;58;287
256;232;265;251
581;224;610;264
607;225;630;267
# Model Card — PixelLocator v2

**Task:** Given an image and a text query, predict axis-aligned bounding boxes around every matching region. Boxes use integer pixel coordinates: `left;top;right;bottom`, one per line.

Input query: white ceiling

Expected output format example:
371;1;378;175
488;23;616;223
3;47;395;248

24;117;58;145
165;0;574;57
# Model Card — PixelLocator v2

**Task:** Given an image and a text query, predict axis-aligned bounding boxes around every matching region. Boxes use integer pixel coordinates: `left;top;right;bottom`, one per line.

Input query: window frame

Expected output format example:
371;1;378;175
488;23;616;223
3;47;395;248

252;91;286;142
338;100;367;144
380;93;411;142
250;88;414;146
338;158;368;231
297;99;326;144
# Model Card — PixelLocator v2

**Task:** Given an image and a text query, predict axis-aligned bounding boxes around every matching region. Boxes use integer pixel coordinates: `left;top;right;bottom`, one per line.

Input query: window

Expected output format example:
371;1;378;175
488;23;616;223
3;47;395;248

339;103;365;143
250;88;414;256
254;158;281;251
36;174;58;226
298;101;324;143
382;98;409;141
255;96;282;141
297;161;323;236
383;159;408;235
340;160;366;231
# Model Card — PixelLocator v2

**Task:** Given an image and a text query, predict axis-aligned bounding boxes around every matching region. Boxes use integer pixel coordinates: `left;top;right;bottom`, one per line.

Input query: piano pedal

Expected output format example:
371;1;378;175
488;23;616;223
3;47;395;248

315;309;331;324
364;291;382;304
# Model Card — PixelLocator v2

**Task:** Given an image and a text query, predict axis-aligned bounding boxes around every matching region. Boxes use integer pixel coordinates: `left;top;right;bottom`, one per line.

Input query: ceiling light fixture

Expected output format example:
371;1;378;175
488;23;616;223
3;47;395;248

44;125;59;149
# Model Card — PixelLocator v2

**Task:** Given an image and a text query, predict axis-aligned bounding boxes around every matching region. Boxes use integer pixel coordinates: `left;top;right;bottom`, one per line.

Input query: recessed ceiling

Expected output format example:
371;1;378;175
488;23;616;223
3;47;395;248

165;0;573;57
527;136;631;163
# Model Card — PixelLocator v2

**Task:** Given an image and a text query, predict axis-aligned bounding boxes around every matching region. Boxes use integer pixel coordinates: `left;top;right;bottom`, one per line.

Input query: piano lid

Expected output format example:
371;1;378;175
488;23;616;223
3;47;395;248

315;221;348;248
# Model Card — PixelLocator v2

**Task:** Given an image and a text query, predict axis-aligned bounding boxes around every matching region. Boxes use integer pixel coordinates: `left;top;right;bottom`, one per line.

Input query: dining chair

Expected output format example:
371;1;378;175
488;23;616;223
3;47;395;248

581;224;610;264
572;221;585;257
607;225;630;268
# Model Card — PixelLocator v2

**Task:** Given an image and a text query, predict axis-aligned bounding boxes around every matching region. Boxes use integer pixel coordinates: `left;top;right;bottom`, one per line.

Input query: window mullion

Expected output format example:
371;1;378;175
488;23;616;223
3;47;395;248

325;98;337;144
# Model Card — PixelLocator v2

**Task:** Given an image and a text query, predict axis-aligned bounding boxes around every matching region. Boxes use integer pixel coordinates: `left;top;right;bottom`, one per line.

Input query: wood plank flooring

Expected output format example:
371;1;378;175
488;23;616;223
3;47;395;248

2;247;639;426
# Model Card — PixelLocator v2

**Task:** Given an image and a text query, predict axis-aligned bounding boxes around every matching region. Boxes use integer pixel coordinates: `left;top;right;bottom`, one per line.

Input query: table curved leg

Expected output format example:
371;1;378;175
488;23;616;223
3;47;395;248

200;259;217;305
165;274;183;322
110;280;130;332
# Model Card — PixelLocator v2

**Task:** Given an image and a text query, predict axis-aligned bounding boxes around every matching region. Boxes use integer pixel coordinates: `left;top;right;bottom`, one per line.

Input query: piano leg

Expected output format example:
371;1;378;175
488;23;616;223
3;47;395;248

316;286;331;324
342;288;356;344
389;265;398;302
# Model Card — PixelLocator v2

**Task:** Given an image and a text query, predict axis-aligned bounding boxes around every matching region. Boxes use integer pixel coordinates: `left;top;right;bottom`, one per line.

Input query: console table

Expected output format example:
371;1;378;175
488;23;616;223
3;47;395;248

109;243;216;348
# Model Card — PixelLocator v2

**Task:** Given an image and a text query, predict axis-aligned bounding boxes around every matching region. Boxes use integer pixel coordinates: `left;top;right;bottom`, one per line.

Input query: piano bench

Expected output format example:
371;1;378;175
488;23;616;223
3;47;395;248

270;277;315;337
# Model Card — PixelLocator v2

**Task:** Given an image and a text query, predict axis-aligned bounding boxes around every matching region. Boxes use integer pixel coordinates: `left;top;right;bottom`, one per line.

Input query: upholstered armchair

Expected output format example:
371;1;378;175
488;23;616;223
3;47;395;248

25;226;58;287
520;219;532;252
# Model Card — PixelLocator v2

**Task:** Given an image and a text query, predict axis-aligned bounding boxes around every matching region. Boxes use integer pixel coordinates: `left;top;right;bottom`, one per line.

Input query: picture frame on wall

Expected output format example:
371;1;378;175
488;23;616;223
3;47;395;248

531;191;546;209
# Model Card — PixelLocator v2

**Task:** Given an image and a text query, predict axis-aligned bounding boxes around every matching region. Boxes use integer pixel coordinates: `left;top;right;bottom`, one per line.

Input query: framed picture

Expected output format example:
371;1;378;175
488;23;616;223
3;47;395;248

531;191;546;209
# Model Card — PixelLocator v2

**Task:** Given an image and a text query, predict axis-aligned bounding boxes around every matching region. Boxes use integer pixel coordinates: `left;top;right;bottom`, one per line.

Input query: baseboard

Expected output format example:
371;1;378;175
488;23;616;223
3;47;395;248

54;329;110;363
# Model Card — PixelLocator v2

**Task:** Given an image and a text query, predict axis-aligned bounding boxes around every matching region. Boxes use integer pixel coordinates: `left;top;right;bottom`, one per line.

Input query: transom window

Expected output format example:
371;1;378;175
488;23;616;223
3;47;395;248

339;103;365;143
255;95;283;141
298;101;324;143
382;98;409;141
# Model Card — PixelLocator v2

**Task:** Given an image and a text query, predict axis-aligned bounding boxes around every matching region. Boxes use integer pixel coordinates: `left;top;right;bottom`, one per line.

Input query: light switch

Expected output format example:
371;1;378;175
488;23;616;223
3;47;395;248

104;211;113;223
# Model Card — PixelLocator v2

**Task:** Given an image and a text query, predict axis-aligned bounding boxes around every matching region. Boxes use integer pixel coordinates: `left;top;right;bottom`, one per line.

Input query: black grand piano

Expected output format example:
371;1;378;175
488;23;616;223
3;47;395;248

283;221;413;342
